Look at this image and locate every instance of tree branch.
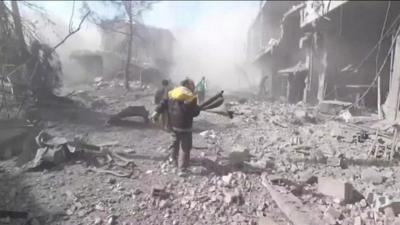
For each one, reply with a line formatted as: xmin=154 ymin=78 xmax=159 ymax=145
xmin=50 ymin=11 xmax=90 ymax=54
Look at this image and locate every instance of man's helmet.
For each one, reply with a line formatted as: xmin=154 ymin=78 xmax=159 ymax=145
xmin=162 ymin=79 xmax=169 ymax=86
xmin=180 ymin=78 xmax=195 ymax=92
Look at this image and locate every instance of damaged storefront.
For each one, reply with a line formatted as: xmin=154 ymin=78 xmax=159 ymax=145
xmin=248 ymin=0 xmax=400 ymax=118
xmin=301 ymin=1 xmax=400 ymax=117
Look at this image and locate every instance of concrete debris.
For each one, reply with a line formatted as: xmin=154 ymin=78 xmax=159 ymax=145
xmin=339 ymin=110 xmax=353 ymax=123
xmin=107 ymin=106 xmax=149 ymax=125
xmin=261 ymin=174 xmax=324 ymax=225
xmin=222 ymin=173 xmax=233 ymax=186
xmin=228 ymin=145 xmax=254 ymax=167
xmin=223 ymin=188 xmax=244 ymax=205
xmin=324 ymin=206 xmax=343 ymax=224
xmin=361 ymin=167 xmax=385 ymax=185
xmin=2 ymin=58 xmax=400 ymax=225
xmin=327 ymin=154 xmax=348 ymax=169
xmin=152 ymin=187 xmax=169 ymax=199
xmin=318 ymin=177 xmax=361 ymax=204
xmin=378 ymin=200 xmax=400 ymax=216
xmin=257 ymin=216 xmax=279 ymax=225
xmin=199 ymin=130 xmax=217 ymax=139
xmin=354 ymin=216 xmax=364 ymax=225
xmin=94 ymin=217 xmax=103 ymax=225
xmin=23 ymin=131 xmax=74 ymax=170
xmin=106 ymin=215 xmax=117 ymax=225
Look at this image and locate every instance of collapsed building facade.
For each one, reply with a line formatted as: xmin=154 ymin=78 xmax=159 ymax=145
xmin=248 ymin=0 xmax=400 ymax=118
xmin=70 ymin=21 xmax=175 ymax=84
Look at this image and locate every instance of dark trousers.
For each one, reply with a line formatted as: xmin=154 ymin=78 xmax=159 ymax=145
xmin=159 ymin=112 xmax=170 ymax=131
xmin=169 ymin=131 xmax=192 ymax=169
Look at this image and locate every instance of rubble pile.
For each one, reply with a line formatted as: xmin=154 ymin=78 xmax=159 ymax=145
xmin=219 ymin=99 xmax=400 ymax=225
xmin=1 ymin=80 xmax=400 ymax=225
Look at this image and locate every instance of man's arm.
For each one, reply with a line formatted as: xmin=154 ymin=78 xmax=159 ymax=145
xmin=155 ymin=98 xmax=168 ymax=114
xmin=189 ymin=99 xmax=201 ymax=117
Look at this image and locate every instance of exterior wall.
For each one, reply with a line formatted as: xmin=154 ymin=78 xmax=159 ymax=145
xmin=247 ymin=1 xmax=301 ymax=100
xmin=99 ymin=22 xmax=174 ymax=80
xmin=248 ymin=0 xmax=400 ymax=109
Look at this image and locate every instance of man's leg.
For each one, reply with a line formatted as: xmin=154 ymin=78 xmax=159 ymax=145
xmin=199 ymin=92 xmax=205 ymax=104
xmin=168 ymin=132 xmax=180 ymax=166
xmin=179 ymin=132 xmax=193 ymax=170
xmin=161 ymin=112 xmax=168 ymax=130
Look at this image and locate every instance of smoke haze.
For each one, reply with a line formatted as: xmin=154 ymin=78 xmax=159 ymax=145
xmin=21 ymin=1 xmax=259 ymax=92
xmin=163 ymin=2 xmax=258 ymax=91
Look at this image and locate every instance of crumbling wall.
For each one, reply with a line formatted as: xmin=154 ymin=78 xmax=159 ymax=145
xmin=383 ymin=34 xmax=400 ymax=121
xmin=307 ymin=1 xmax=400 ymax=108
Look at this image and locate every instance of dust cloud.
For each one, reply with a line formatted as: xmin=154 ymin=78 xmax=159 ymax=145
xmin=21 ymin=7 xmax=102 ymax=87
xmin=21 ymin=2 xmax=259 ymax=92
xmin=166 ymin=2 xmax=258 ymax=92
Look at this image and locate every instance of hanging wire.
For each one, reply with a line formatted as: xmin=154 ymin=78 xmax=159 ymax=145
xmin=376 ymin=1 xmax=391 ymax=75
xmin=347 ymin=25 xmax=400 ymax=110
xmin=353 ymin=13 xmax=400 ymax=73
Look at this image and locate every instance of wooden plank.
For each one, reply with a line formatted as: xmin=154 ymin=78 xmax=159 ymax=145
xmin=261 ymin=174 xmax=324 ymax=225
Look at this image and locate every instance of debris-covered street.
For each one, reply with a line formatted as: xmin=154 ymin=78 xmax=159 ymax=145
xmin=2 ymin=79 xmax=400 ymax=225
xmin=2 ymin=1 xmax=400 ymax=225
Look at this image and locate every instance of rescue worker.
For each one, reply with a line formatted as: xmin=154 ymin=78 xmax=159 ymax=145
xmin=154 ymin=79 xmax=171 ymax=130
xmin=154 ymin=79 xmax=170 ymax=105
xmin=151 ymin=78 xmax=201 ymax=176
xmin=195 ymin=76 xmax=207 ymax=104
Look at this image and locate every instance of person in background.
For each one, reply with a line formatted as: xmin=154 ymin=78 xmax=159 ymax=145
xmin=151 ymin=78 xmax=201 ymax=176
xmin=154 ymin=79 xmax=171 ymax=130
xmin=195 ymin=76 xmax=207 ymax=104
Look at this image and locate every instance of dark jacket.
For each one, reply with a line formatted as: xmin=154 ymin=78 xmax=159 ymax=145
xmin=155 ymin=87 xmax=201 ymax=131
xmin=154 ymin=87 xmax=170 ymax=105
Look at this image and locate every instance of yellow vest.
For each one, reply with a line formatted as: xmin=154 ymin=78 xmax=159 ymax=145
xmin=168 ymin=86 xmax=195 ymax=102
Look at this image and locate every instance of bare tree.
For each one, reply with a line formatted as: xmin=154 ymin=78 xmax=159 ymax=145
xmin=0 ymin=0 xmax=91 ymax=117
xmin=10 ymin=1 xmax=28 ymax=60
xmin=123 ymin=1 xmax=134 ymax=90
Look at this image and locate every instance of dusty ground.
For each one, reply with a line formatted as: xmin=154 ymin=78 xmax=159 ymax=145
xmin=0 ymin=82 xmax=290 ymax=225
xmin=1 ymin=80 xmax=400 ymax=225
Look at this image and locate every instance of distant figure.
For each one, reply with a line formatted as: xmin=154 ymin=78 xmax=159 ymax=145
xmin=154 ymin=79 xmax=171 ymax=130
xmin=258 ymin=75 xmax=269 ymax=99
xmin=154 ymin=79 xmax=170 ymax=105
xmin=196 ymin=76 xmax=207 ymax=104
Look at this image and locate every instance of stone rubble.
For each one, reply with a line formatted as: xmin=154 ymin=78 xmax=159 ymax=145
xmin=1 ymin=81 xmax=400 ymax=225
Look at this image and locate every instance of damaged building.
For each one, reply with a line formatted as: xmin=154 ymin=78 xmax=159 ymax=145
xmin=70 ymin=21 xmax=175 ymax=84
xmin=248 ymin=0 xmax=400 ymax=118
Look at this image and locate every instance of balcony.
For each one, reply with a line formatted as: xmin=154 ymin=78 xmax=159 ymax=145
xmin=300 ymin=0 xmax=348 ymax=27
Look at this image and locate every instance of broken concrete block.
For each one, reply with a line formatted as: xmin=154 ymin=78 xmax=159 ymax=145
xmin=354 ymin=216 xmax=365 ymax=225
xmin=361 ymin=168 xmax=385 ymax=185
xmin=222 ymin=173 xmax=233 ymax=185
xmin=152 ymin=187 xmax=169 ymax=199
xmin=378 ymin=200 xmax=400 ymax=216
xmin=384 ymin=207 xmax=395 ymax=219
xmin=324 ymin=207 xmax=342 ymax=224
xmin=223 ymin=188 xmax=244 ymax=205
xmin=327 ymin=155 xmax=348 ymax=169
xmin=359 ymin=199 xmax=367 ymax=208
xmin=318 ymin=177 xmax=357 ymax=203
xmin=257 ymin=216 xmax=279 ymax=225
xmin=318 ymin=100 xmax=352 ymax=115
